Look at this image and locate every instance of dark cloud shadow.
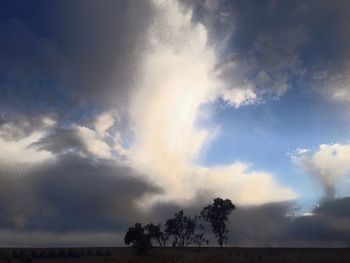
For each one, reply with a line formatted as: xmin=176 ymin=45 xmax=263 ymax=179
xmin=0 ymin=154 xmax=162 ymax=233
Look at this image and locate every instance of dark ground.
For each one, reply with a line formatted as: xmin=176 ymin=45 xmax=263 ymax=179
xmin=0 ymin=247 xmax=349 ymax=263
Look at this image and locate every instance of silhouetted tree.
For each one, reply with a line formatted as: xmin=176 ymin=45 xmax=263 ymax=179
xmin=201 ymin=197 xmax=235 ymax=247
xmin=124 ymin=223 xmax=152 ymax=253
xmin=193 ymin=215 xmax=209 ymax=247
xmin=145 ymin=223 xmax=162 ymax=247
xmin=165 ymin=210 xmax=195 ymax=247
xmin=145 ymin=223 xmax=170 ymax=247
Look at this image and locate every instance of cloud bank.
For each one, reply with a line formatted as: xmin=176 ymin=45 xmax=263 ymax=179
xmin=1 ymin=0 xmax=350 ymax=246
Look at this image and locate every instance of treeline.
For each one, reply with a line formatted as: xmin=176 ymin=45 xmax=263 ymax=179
xmin=124 ymin=198 xmax=235 ymax=253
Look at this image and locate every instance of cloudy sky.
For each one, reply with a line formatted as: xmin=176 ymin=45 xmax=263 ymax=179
xmin=1 ymin=0 xmax=350 ymax=247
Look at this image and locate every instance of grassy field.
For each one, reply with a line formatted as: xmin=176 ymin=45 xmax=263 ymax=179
xmin=0 ymin=247 xmax=349 ymax=263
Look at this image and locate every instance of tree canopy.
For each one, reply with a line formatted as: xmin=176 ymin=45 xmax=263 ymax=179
xmin=166 ymin=210 xmax=195 ymax=247
xmin=145 ymin=223 xmax=170 ymax=247
xmin=200 ymin=198 xmax=236 ymax=247
xmin=124 ymin=223 xmax=152 ymax=253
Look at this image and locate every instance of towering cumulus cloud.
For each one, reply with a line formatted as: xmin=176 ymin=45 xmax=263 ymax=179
xmin=292 ymin=145 xmax=350 ymax=200
xmin=130 ymin=0 xmax=296 ymax=205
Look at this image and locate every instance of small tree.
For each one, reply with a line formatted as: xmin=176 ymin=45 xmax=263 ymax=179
xmin=124 ymin=223 xmax=152 ymax=253
xmin=166 ymin=210 xmax=195 ymax=247
xmin=145 ymin=223 xmax=170 ymax=247
xmin=201 ymin=198 xmax=235 ymax=247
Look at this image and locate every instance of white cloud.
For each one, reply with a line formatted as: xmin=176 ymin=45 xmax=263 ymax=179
xmin=70 ymin=111 xmax=127 ymax=159
xmin=221 ymin=86 xmax=257 ymax=107
xmin=215 ymin=57 xmax=259 ymax=107
xmin=94 ymin=111 xmax=116 ymax=136
xmin=129 ymin=0 xmax=296 ymax=206
xmin=292 ymin=144 xmax=350 ymax=199
xmin=73 ymin=125 xmax=113 ymax=159
xmin=0 ymin=132 xmax=52 ymax=164
xmin=192 ymin=162 xmax=297 ymax=205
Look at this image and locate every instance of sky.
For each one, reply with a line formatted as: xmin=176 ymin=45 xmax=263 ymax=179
xmin=1 ymin=0 xmax=350 ymax=247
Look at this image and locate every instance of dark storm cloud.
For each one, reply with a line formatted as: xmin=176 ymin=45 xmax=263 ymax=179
xmin=2 ymin=0 xmax=350 ymax=118
xmin=287 ymin=198 xmax=350 ymax=246
xmin=51 ymin=0 xmax=153 ymax=106
xmin=144 ymin=196 xmax=350 ymax=247
xmin=0 ymin=0 xmax=153 ymax=117
xmin=302 ymin=1 xmax=350 ymax=101
xmin=2 ymin=0 xmax=350 ymax=114
xmin=186 ymin=0 xmax=309 ymax=100
xmin=185 ymin=0 xmax=350 ymax=102
xmin=225 ymin=200 xmax=348 ymax=247
xmin=227 ymin=202 xmax=292 ymax=246
xmin=0 ymin=113 xmax=56 ymax=141
xmin=147 ymin=191 xmax=213 ymax=219
xmin=0 ymin=165 xmax=349 ymax=247
xmin=314 ymin=197 xmax=350 ymax=219
xmin=0 ymin=154 xmax=161 ymax=233
xmin=229 ymin=198 xmax=350 ymax=247
xmin=30 ymin=127 xmax=87 ymax=156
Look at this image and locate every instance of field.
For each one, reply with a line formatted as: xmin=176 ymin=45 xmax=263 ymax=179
xmin=0 ymin=247 xmax=349 ymax=263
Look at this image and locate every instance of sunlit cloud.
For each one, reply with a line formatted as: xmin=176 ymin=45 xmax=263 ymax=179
xmin=0 ymin=132 xmax=52 ymax=164
xmin=129 ymin=0 xmax=296 ymax=205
